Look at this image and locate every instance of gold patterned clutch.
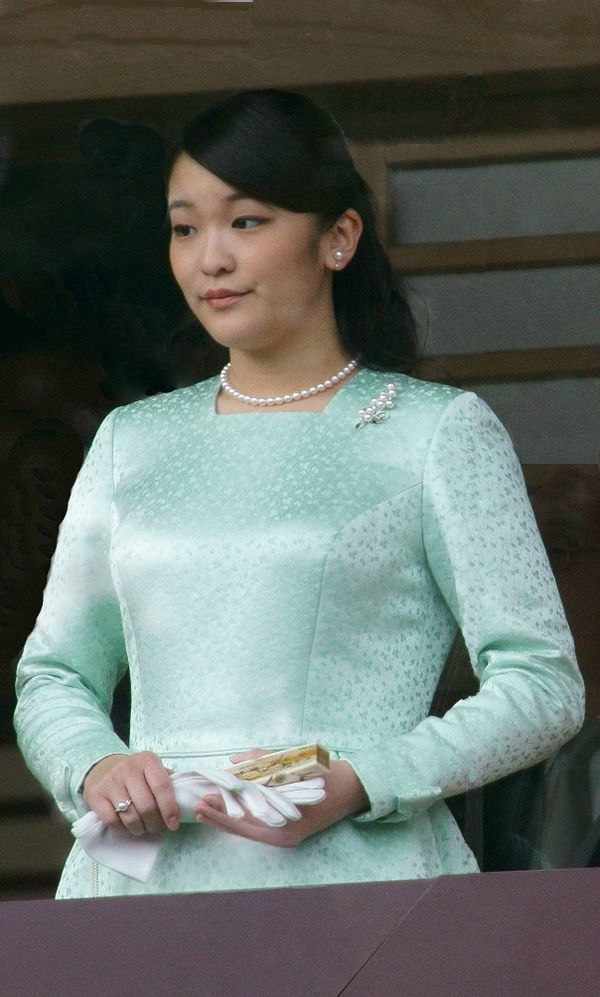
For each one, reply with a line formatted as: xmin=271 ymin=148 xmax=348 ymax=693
xmin=226 ymin=744 xmax=330 ymax=787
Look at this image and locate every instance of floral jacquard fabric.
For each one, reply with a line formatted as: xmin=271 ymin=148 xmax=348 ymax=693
xmin=14 ymin=369 xmax=584 ymax=898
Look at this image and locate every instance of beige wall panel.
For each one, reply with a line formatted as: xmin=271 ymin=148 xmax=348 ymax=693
xmin=0 ymin=0 xmax=598 ymax=104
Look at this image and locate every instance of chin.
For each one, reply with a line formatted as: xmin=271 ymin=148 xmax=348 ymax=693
xmin=203 ymin=326 xmax=274 ymax=354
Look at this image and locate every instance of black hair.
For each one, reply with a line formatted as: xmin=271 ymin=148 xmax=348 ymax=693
xmin=173 ymin=89 xmax=418 ymax=372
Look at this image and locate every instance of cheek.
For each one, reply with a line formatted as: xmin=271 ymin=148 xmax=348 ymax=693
xmin=169 ymin=245 xmax=192 ymax=291
xmin=168 ymin=243 xmax=180 ymax=279
xmin=270 ymin=238 xmax=323 ymax=289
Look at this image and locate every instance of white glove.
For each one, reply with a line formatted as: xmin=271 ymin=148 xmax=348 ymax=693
xmin=72 ymin=768 xmax=326 ymax=882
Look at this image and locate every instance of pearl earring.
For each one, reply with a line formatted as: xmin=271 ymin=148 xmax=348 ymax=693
xmin=333 ymin=250 xmax=344 ymax=269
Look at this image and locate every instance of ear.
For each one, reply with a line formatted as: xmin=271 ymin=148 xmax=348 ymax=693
xmin=324 ymin=209 xmax=363 ymax=272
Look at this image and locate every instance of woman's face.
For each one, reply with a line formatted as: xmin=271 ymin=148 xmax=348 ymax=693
xmin=168 ymin=154 xmax=338 ymax=358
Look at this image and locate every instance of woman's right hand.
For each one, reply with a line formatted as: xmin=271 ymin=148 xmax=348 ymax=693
xmin=82 ymin=752 xmax=180 ymax=836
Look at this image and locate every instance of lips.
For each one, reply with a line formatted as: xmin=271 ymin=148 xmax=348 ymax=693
xmin=204 ymin=288 xmax=243 ymax=299
xmin=202 ymin=288 xmax=248 ymax=310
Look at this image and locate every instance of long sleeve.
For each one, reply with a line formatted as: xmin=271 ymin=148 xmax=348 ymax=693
xmin=349 ymin=391 xmax=585 ymax=823
xmin=14 ymin=410 xmax=131 ymax=822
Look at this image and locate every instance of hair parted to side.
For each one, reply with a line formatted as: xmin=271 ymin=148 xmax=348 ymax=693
xmin=173 ymin=89 xmax=418 ymax=373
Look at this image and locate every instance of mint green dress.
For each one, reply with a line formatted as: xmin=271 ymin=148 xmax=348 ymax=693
xmin=14 ymin=369 xmax=584 ymax=898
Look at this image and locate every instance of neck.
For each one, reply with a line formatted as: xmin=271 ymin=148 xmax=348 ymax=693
xmin=226 ymin=343 xmax=353 ymax=400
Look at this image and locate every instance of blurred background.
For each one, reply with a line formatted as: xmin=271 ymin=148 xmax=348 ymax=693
xmin=0 ymin=0 xmax=598 ymax=898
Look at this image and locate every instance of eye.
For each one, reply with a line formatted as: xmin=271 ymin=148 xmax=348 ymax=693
xmin=231 ymin=216 xmax=264 ymax=230
xmin=171 ymin=223 xmax=195 ymax=238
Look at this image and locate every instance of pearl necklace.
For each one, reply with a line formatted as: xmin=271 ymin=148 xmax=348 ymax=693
xmin=219 ymin=358 xmax=359 ymax=407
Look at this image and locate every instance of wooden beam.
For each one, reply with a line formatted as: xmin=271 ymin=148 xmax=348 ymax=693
xmin=522 ymin=464 xmax=598 ymax=488
xmin=0 ymin=0 xmax=598 ymax=104
xmin=307 ymin=71 xmax=600 ymax=143
xmin=390 ymin=232 xmax=600 ymax=274
xmin=432 ymin=345 xmax=600 ymax=384
xmin=385 ymin=128 xmax=600 ymax=167
xmin=0 ymin=817 xmax=71 ymax=878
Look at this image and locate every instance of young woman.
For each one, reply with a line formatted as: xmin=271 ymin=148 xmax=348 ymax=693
xmin=15 ymin=90 xmax=584 ymax=898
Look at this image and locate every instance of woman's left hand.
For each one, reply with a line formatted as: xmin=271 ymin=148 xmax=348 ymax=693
xmin=194 ymin=751 xmax=369 ymax=847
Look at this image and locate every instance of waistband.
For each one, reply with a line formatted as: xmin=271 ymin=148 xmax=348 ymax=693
xmin=133 ymin=745 xmax=355 ymax=766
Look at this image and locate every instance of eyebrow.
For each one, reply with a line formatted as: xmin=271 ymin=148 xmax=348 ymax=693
xmin=167 ymin=191 xmax=256 ymax=214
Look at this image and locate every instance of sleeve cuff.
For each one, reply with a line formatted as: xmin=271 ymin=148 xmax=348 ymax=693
xmin=340 ymin=748 xmax=442 ymax=824
xmin=52 ymin=738 xmax=132 ymax=822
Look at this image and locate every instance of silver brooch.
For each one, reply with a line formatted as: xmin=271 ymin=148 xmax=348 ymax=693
xmin=356 ymin=383 xmax=397 ymax=428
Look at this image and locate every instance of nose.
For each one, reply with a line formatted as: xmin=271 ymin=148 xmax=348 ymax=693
xmin=196 ymin=229 xmax=234 ymax=277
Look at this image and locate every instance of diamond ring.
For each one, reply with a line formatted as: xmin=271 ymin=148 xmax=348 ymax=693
xmin=114 ymin=799 xmax=133 ymax=814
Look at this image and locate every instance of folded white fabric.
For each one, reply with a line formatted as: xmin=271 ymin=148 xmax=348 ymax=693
xmin=72 ymin=768 xmax=326 ymax=882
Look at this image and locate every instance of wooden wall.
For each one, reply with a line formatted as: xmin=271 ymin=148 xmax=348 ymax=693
xmin=0 ymin=0 xmax=598 ymax=105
